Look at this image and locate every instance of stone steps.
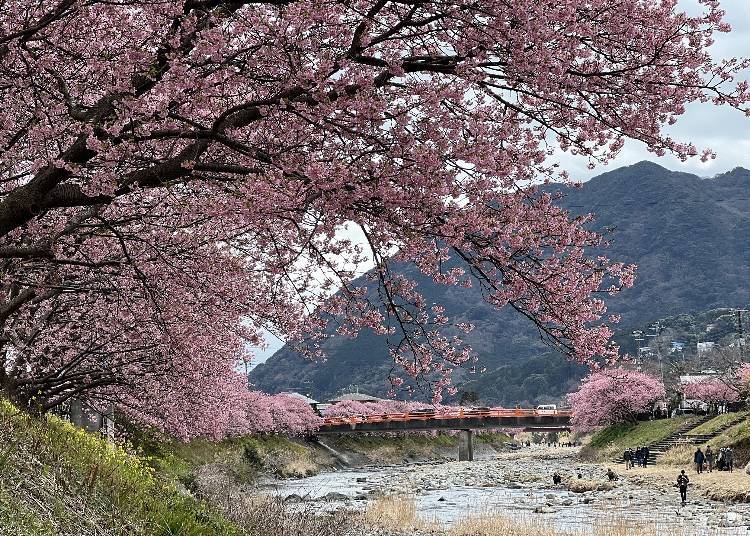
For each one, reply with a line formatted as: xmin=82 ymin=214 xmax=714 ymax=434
xmin=612 ymin=413 xmax=748 ymax=465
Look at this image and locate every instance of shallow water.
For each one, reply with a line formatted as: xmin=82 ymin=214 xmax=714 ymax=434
xmin=265 ymin=456 xmax=750 ymax=535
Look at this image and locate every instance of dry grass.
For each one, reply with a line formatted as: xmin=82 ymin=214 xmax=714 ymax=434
xmin=225 ymin=496 xmax=359 ymax=536
xmin=364 ymin=495 xmax=438 ymax=532
xmin=657 ymin=444 xmax=698 ymax=466
xmin=565 ymin=479 xmax=615 ymax=493
xmin=625 ymin=464 xmax=750 ymax=503
xmin=448 ymin=515 xmax=663 ymax=536
xmin=363 ymin=502 xmax=705 ymax=536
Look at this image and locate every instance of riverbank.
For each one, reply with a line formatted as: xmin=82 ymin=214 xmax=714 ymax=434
xmin=270 ymin=447 xmax=750 ymax=535
xmin=138 ymin=429 xmax=514 ymax=495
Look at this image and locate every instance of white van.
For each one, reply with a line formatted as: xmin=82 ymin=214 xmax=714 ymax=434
xmin=536 ymin=404 xmax=557 ymax=415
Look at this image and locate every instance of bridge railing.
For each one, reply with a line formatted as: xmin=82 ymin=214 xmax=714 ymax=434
xmin=322 ymin=408 xmax=572 ymax=426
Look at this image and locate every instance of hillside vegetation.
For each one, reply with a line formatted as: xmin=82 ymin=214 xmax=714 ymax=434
xmin=252 ymin=162 xmax=750 ymax=406
xmin=0 ymin=401 xmax=362 ymax=536
xmin=0 ymin=400 xmax=239 ymax=536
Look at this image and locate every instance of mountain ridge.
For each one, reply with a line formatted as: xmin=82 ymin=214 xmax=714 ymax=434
xmin=250 ymin=162 xmax=750 ymax=405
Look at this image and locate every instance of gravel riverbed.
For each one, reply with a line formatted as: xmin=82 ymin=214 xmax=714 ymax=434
xmin=266 ymin=447 xmax=750 ymax=535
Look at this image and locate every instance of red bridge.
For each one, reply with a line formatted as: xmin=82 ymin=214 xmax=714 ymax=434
xmin=318 ymin=407 xmax=572 ymax=461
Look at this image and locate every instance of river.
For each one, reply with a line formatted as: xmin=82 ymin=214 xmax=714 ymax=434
xmin=263 ymin=447 xmax=750 ymax=535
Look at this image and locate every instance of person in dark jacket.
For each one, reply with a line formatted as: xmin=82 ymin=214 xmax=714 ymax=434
xmin=705 ymin=446 xmax=715 ymax=473
xmin=727 ymin=448 xmax=734 ymax=472
xmin=677 ymin=470 xmax=689 ymax=506
xmin=624 ymin=449 xmax=632 ymax=470
xmin=642 ymin=446 xmax=650 ymax=468
xmin=694 ymin=447 xmax=705 ymax=473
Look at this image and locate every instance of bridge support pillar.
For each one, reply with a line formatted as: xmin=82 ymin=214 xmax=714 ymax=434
xmin=458 ymin=429 xmax=474 ymax=461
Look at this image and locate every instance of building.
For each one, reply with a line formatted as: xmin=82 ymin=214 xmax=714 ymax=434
xmin=697 ymin=341 xmax=716 ymax=356
xmin=669 ymin=341 xmax=686 ymax=354
xmin=328 ymin=391 xmax=383 ymax=404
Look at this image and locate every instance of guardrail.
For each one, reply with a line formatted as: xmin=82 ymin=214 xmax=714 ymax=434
xmin=322 ymin=408 xmax=573 ymax=426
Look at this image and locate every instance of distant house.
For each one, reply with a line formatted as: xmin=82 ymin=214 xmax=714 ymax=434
xmin=328 ymin=391 xmax=383 ymax=404
xmin=697 ymin=341 xmax=716 ymax=356
xmin=669 ymin=341 xmax=686 ymax=353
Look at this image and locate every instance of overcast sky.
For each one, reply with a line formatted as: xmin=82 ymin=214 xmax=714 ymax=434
xmin=250 ymin=0 xmax=750 ymax=366
xmin=560 ymin=0 xmax=750 ymax=180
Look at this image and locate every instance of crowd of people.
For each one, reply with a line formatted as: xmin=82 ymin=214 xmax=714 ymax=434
xmin=693 ymin=446 xmax=734 ymax=473
xmin=622 ymin=446 xmax=650 ymax=469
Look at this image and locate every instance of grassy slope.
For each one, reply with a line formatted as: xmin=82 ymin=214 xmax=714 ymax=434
xmin=142 ymin=431 xmax=513 ymax=487
xmin=0 ymin=400 xmax=239 ymax=536
xmin=580 ymin=416 xmax=699 ymax=461
xmin=660 ymin=413 xmax=750 ymax=467
xmin=687 ymin=411 xmax=749 ymax=436
xmin=0 ymin=400 xmax=513 ymax=535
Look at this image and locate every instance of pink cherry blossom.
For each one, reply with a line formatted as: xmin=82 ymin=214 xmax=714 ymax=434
xmin=681 ymin=379 xmax=739 ymax=404
xmin=0 ymin=1 xmax=747 ymax=437
xmin=568 ymin=368 xmax=665 ymax=432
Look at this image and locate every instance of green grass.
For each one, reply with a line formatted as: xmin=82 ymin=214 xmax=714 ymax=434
xmin=582 ymin=416 xmax=699 ymax=461
xmin=0 ymin=399 xmax=241 ymax=536
xmin=589 ymin=416 xmax=697 ymax=449
xmin=687 ymin=412 xmax=749 ymax=436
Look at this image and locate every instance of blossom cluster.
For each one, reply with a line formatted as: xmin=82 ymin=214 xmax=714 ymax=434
xmin=568 ymin=368 xmax=665 ymax=432
xmin=0 ymin=0 xmax=747 ymax=437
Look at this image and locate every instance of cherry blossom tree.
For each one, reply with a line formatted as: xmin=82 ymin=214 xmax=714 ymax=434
xmin=1 ymin=0 xmax=748 ymax=437
xmin=568 ymin=368 xmax=665 ymax=431
xmin=681 ymin=379 xmax=739 ymax=405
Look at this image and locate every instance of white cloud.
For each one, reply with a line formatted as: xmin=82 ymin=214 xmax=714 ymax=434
xmin=558 ymin=0 xmax=750 ymax=180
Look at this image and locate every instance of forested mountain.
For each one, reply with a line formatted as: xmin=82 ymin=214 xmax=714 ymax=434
xmin=250 ymin=162 xmax=750 ymax=405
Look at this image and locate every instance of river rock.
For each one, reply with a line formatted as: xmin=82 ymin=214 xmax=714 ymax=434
xmin=533 ymin=506 xmax=558 ymax=514
xmin=356 ymin=477 xmax=368 ymax=483
xmin=321 ymin=492 xmax=349 ymax=502
xmin=284 ymin=493 xmax=304 ymax=503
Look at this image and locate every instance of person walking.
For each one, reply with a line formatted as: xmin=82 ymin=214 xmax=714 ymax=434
xmin=727 ymin=447 xmax=734 ymax=473
xmin=677 ymin=470 xmax=690 ymax=506
xmin=694 ymin=447 xmax=705 ymax=473
xmin=705 ymin=446 xmax=714 ymax=473
xmin=624 ymin=448 xmax=632 ymax=470
xmin=635 ymin=446 xmax=643 ymax=468
xmin=643 ymin=446 xmax=650 ymax=468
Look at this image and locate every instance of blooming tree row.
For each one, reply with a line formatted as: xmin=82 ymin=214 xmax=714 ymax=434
xmin=0 ymin=0 xmax=748 ymax=437
xmin=681 ymin=379 xmax=740 ymax=405
xmin=567 ymin=369 xmax=665 ymax=431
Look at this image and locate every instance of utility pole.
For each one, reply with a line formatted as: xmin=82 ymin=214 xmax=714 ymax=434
xmin=632 ymin=330 xmax=645 ymax=371
xmin=647 ymin=321 xmax=664 ymax=384
xmin=735 ymin=309 xmax=748 ymax=363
